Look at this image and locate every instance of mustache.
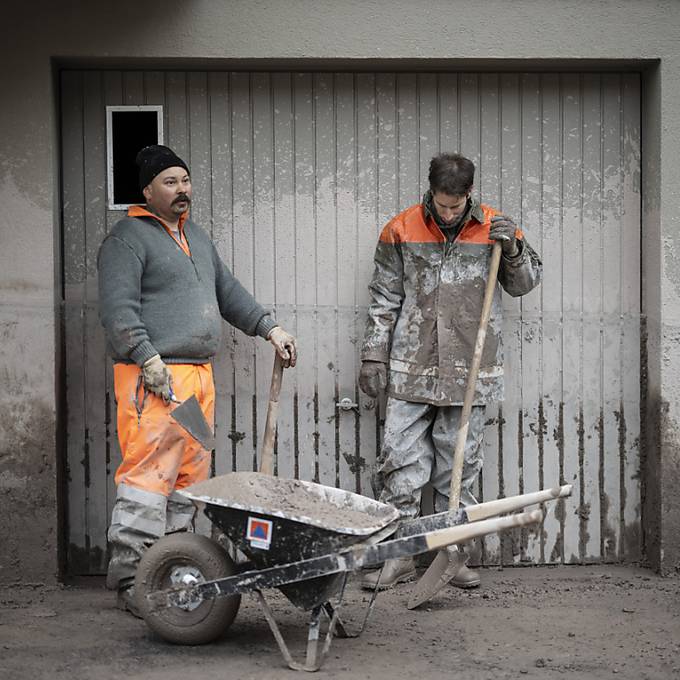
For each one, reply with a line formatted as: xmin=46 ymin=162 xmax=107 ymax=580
xmin=172 ymin=193 xmax=191 ymax=205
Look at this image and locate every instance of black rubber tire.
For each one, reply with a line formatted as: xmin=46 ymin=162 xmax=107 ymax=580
xmin=135 ymin=533 xmax=241 ymax=645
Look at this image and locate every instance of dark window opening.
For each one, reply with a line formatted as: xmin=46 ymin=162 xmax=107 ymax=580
xmin=108 ymin=108 xmax=162 ymax=207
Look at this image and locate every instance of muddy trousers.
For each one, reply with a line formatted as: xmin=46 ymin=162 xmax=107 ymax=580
xmin=106 ymin=485 xmax=197 ymax=589
xmin=106 ymin=363 xmax=215 ymax=591
xmin=376 ymin=397 xmax=486 ymax=519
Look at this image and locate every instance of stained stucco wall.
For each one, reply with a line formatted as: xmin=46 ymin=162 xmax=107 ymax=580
xmin=1 ymin=0 xmax=679 ymax=582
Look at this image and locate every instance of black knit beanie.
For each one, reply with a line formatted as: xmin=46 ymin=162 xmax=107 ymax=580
xmin=136 ymin=145 xmax=190 ymax=190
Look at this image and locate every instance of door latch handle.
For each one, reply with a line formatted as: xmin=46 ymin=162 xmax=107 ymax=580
xmin=336 ymin=397 xmax=359 ymax=413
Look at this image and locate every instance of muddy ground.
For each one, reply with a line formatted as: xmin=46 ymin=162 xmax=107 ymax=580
xmin=1 ymin=565 xmax=678 ymax=680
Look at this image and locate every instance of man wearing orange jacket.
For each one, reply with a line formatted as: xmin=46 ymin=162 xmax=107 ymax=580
xmin=359 ymin=153 xmax=541 ymax=590
xmin=98 ymin=145 xmax=297 ymax=616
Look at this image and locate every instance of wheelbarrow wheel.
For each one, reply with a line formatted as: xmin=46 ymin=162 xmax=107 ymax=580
xmin=135 ymin=532 xmax=241 ymax=645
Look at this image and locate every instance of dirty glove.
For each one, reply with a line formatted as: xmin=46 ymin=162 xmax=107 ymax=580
xmin=489 ymin=215 xmax=520 ymax=257
xmin=268 ymin=327 xmax=297 ymax=368
xmin=359 ymin=360 xmax=387 ymax=398
xmin=142 ymin=354 xmax=173 ymax=402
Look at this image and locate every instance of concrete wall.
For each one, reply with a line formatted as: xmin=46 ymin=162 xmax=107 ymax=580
xmin=1 ymin=0 xmax=679 ymax=582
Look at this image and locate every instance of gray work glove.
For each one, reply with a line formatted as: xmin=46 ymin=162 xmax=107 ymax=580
xmin=268 ymin=327 xmax=298 ymax=368
xmin=359 ymin=360 xmax=387 ymax=398
xmin=142 ymin=354 xmax=173 ymax=402
xmin=489 ymin=215 xmax=520 ymax=257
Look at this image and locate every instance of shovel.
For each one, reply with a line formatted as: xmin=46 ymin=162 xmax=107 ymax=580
xmin=408 ymin=241 xmax=502 ymax=609
xmin=169 ymin=389 xmax=216 ymax=452
xmin=259 ymin=352 xmax=284 ymax=475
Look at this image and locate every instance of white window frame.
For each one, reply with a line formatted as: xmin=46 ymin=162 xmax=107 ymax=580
xmin=106 ymin=105 xmax=164 ymax=210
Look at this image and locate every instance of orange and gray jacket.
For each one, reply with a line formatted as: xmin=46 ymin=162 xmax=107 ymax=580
xmin=361 ymin=198 xmax=542 ymax=406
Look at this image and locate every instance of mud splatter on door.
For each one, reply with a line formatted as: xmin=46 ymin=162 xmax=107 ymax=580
xmin=61 ymin=70 xmax=640 ymax=574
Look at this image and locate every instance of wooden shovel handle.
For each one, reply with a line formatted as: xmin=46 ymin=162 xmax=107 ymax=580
xmin=448 ymin=241 xmax=502 ymax=507
xmin=426 ymin=508 xmax=543 ymax=552
xmin=259 ymin=352 xmax=284 ymax=475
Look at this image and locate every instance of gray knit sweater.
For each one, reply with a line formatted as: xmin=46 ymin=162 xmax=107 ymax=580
xmin=97 ymin=213 xmax=276 ymax=365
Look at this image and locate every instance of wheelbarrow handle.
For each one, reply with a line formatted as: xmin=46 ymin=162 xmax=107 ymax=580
xmin=260 ymin=352 xmax=284 ymax=475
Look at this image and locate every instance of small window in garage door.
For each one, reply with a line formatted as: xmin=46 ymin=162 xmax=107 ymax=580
xmin=106 ymin=105 xmax=163 ymax=209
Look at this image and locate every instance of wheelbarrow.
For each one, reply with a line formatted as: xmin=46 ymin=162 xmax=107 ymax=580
xmin=135 ymin=470 xmax=571 ymax=672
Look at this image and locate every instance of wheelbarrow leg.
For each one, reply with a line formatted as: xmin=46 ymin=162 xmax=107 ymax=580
xmin=255 ymin=590 xmax=301 ymax=671
xmin=322 ymin=601 xmax=350 ymax=638
xmin=320 ymin=571 xmax=377 ymax=639
xmin=304 ymin=578 xmax=349 ymax=671
xmin=305 ymin=606 xmax=323 ymax=669
xmin=254 ymin=589 xmax=342 ymax=672
xmin=358 ymin=565 xmax=383 ymax=635
xmin=320 ymin=572 xmax=352 ymax=639
xmin=309 ymin=596 xmax=346 ymax=669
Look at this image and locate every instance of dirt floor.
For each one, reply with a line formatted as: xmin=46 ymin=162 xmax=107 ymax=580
xmin=1 ymin=565 xmax=679 ymax=680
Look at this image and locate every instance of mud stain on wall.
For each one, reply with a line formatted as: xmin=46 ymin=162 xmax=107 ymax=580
xmin=659 ymin=401 xmax=680 ymax=574
xmin=0 ymin=399 xmax=57 ymax=584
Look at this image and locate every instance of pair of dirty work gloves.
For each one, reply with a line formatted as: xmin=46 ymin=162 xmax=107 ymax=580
xmin=141 ymin=327 xmax=296 ymax=401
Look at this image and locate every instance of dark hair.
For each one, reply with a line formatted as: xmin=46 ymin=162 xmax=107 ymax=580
xmin=428 ymin=153 xmax=475 ymax=196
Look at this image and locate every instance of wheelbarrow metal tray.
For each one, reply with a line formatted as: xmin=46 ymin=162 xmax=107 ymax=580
xmin=180 ymin=472 xmax=400 ymax=609
xmin=182 ymin=472 xmax=398 ymax=536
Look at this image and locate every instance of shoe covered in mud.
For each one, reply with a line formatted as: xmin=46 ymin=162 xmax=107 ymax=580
xmin=116 ymin=584 xmax=142 ymax=619
xmin=361 ymin=557 xmax=417 ymax=590
xmin=450 ymin=563 xmax=480 ymax=589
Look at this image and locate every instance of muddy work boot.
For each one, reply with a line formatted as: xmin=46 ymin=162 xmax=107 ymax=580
xmin=450 ymin=563 xmax=480 ymax=589
xmin=361 ymin=557 xmax=417 ymax=590
xmin=444 ymin=546 xmax=481 ymax=589
xmin=116 ymin=583 xmax=142 ymax=619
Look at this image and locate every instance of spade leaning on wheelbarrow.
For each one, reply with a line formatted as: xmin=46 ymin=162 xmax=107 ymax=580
xmin=359 ymin=152 xmax=542 ymax=594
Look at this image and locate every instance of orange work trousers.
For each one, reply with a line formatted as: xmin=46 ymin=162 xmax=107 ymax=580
xmin=113 ymin=362 xmax=215 ymax=496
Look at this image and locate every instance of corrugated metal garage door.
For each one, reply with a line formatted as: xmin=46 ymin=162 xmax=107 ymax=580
xmin=61 ymin=70 xmax=641 ymax=574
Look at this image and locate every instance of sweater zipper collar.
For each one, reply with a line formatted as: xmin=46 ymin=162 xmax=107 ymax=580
xmin=128 ymin=205 xmax=191 ymax=257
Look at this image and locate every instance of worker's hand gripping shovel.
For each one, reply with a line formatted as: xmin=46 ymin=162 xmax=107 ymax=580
xmin=408 ymin=241 xmax=503 ymax=609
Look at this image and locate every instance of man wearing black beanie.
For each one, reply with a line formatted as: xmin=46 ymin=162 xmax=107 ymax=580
xmin=97 ymin=144 xmax=297 ymax=616
xmin=136 ymin=144 xmax=190 ymax=191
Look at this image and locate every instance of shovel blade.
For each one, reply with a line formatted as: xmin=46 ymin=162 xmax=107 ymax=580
xmin=407 ymin=546 xmax=465 ymax=610
xmin=170 ymin=395 xmax=215 ymax=451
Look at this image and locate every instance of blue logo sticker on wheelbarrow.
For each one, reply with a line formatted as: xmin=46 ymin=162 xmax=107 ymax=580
xmin=246 ymin=517 xmax=273 ymax=550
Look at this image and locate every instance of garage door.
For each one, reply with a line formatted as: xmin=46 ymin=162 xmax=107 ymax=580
xmin=61 ymin=70 xmax=641 ymax=573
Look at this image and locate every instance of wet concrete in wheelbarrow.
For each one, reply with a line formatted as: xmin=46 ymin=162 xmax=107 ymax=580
xmin=1 ymin=565 xmax=679 ymax=680
xmin=184 ymin=472 xmax=399 ymax=533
